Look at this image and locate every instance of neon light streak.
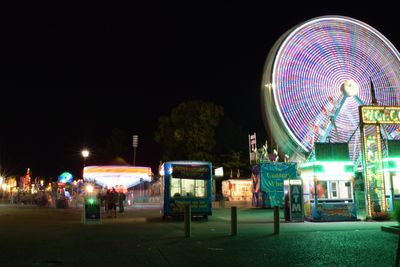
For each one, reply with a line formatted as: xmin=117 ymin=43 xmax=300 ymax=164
xmin=262 ymin=16 xmax=400 ymax=161
xmin=361 ymin=125 xmax=386 ymax=217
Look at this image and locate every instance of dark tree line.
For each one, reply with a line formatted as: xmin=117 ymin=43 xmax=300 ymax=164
xmin=154 ymin=100 xmax=250 ymax=178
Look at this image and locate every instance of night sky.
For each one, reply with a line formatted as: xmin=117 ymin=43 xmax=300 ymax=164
xmin=0 ymin=4 xmax=399 ymax=179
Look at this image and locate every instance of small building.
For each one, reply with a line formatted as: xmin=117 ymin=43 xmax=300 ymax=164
xmin=300 ymin=143 xmax=357 ymax=221
xmin=221 ymin=179 xmax=252 ymax=201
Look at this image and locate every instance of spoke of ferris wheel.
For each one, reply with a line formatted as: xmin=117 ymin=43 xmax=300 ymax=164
xmin=353 ymin=95 xmax=365 ymax=106
xmin=320 ymin=95 xmax=347 ymax=143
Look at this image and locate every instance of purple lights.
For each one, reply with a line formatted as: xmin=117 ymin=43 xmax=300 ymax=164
xmin=262 ymin=16 xmax=400 ymax=161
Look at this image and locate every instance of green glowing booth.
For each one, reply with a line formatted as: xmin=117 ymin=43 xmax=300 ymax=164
xmin=300 ymin=143 xmax=358 ymax=221
xmin=382 ymin=140 xmax=400 ymax=212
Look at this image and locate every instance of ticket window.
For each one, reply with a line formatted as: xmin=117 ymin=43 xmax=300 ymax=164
xmin=310 ymin=180 xmax=352 ymax=202
xmin=170 ymin=178 xmax=206 ymax=198
xmin=393 ymin=175 xmax=400 ymax=198
xmin=195 ymin=180 xmax=206 ymax=198
xmin=170 ymin=178 xmax=181 ymax=197
xmin=330 ymin=181 xmax=338 ymax=199
xmin=338 ymin=181 xmax=352 ymax=200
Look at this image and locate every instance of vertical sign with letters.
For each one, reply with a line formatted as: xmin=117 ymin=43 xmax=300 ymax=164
xmin=289 ymin=179 xmax=304 ymax=222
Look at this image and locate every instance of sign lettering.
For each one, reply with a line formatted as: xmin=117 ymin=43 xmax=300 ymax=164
xmin=289 ymin=180 xmax=304 ymax=222
xmin=361 ymin=106 xmax=400 ymax=124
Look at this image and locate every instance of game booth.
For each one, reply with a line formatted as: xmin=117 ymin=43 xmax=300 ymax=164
xmin=159 ymin=161 xmax=213 ymax=219
xmin=55 ymin=172 xmax=74 ymax=208
xmin=221 ymin=179 xmax=252 ymax=202
xmin=299 ymin=143 xmax=357 ymax=221
xmin=380 ymin=140 xmax=400 ymax=212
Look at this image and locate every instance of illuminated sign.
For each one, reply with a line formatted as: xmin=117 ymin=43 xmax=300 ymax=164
xmin=360 ymin=105 xmax=389 ymax=217
xmin=360 ymin=106 xmax=400 ymax=124
xmin=84 ymin=200 xmax=101 ymax=224
xmin=221 ymin=179 xmax=252 ymax=201
xmin=289 ymin=180 xmax=304 ymax=222
xmin=58 ymin=172 xmax=73 ymax=183
xmin=169 ymin=200 xmax=208 ymax=213
xmin=171 ymin=165 xmax=210 ymax=180
xmin=361 ymin=132 xmax=386 ymax=217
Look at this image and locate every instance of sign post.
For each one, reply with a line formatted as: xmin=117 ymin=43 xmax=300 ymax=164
xmin=83 ymin=197 xmax=101 ymax=224
xmin=289 ymin=179 xmax=304 ymax=222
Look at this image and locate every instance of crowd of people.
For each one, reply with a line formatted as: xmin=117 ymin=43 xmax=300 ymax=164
xmin=97 ymin=188 xmax=126 ymax=218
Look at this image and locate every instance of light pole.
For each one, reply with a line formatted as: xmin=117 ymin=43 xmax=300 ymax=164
xmin=81 ymin=149 xmax=90 ymax=167
xmin=81 ymin=149 xmax=90 ymax=181
xmin=132 ymin=135 xmax=138 ymax=166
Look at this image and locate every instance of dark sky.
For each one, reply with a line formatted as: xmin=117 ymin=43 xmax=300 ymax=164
xmin=0 ymin=4 xmax=399 ymax=179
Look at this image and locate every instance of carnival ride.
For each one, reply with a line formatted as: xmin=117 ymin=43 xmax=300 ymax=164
xmin=83 ymin=166 xmax=152 ymax=190
xmin=261 ymin=15 xmax=400 ymax=163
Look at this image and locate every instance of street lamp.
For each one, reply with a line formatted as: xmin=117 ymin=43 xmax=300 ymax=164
xmin=82 ymin=149 xmax=90 ymax=167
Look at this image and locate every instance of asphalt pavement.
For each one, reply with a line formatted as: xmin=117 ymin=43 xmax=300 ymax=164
xmin=0 ymin=202 xmax=398 ymax=266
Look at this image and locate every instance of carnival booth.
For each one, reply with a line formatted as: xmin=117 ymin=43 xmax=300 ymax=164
xmin=380 ymin=140 xmax=400 ymax=212
xmin=55 ymin=172 xmax=74 ymax=208
xmin=222 ymin=179 xmax=252 ymax=202
xmin=300 ymin=143 xmax=357 ymax=221
xmin=159 ymin=161 xmax=213 ymax=219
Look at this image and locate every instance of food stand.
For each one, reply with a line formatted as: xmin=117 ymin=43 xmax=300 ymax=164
xmin=300 ymin=143 xmax=357 ymax=221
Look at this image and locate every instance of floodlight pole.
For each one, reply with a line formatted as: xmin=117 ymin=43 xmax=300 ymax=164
xmin=132 ymin=135 xmax=138 ymax=166
xmin=81 ymin=149 xmax=90 ymax=179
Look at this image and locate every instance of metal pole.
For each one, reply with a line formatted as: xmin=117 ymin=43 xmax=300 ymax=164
xmin=184 ymin=205 xmax=191 ymax=238
xmin=396 ymin=235 xmax=400 ymax=267
xmin=248 ymin=134 xmax=251 ymax=165
xmin=83 ymin=158 xmax=86 ymax=180
xmin=273 ymin=206 xmax=280 ymax=235
xmin=133 ymin=147 xmax=137 ymax=166
xmin=231 ymin=206 xmax=237 ymax=236
xmin=132 ymin=135 xmax=138 ymax=166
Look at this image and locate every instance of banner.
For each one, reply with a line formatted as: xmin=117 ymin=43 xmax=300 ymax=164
xmin=260 ymin=162 xmax=297 ymax=207
xmin=249 ymin=133 xmax=257 ymax=164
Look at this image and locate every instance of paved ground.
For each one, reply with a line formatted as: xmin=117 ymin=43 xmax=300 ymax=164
xmin=0 ymin=202 xmax=398 ymax=266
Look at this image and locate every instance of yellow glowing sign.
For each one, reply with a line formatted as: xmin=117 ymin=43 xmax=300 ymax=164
xmin=360 ymin=106 xmax=400 ymax=124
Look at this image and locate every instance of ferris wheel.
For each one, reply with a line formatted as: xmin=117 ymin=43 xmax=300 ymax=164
xmin=261 ymin=15 xmax=400 ymax=162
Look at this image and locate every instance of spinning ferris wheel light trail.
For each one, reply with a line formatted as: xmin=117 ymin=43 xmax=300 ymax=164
xmin=261 ymin=15 xmax=400 ymax=162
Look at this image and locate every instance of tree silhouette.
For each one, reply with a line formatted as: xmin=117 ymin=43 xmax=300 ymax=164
xmin=155 ymin=100 xmax=224 ymax=162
